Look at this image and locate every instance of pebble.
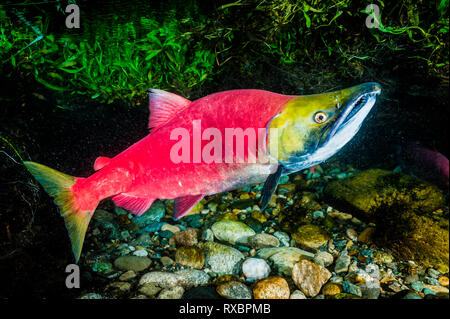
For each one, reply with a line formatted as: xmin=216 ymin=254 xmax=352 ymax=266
xmin=160 ymin=256 xmax=175 ymax=267
xmin=114 ymin=256 xmax=152 ymax=272
xmin=427 ymin=268 xmax=440 ymax=279
xmin=273 ymin=231 xmax=290 ymax=247
xmin=292 ymin=224 xmax=330 ymax=251
xmin=292 ymin=259 xmax=332 ymax=297
xmin=322 ymin=283 xmax=342 ymax=297
xmin=161 ymin=224 xmax=180 ymax=234
xmin=334 ymin=251 xmax=351 ymax=274
xmin=251 ymin=211 xmax=267 ymax=223
xmin=198 ymin=242 xmax=245 ymax=274
xmin=357 ymin=226 xmax=375 ymax=244
xmin=342 ymin=281 xmax=362 ymax=297
xmin=119 ymin=270 xmax=136 ymax=281
xmin=175 ymin=246 xmax=205 ymax=269
xmin=108 ymin=281 xmax=131 ymax=292
xmin=248 ymin=233 xmax=280 ymax=249
xmin=257 ymin=247 xmax=314 ymax=276
xmin=403 ymin=291 xmax=422 ymax=299
xmin=139 ymin=269 xmax=209 ymax=288
xmin=79 ymin=293 xmax=104 ymax=299
xmin=157 ymin=286 xmax=184 ymax=299
xmin=312 ymin=210 xmax=324 ymax=219
xmin=313 ymin=251 xmax=334 ymax=267
xmin=172 ymin=228 xmax=200 ymax=246
xmin=211 ymin=220 xmax=256 ymax=245
xmin=253 ymin=277 xmax=290 ymax=299
xmin=290 ymin=290 xmax=307 ymax=299
xmin=346 ymin=228 xmax=358 ymax=241
xmin=133 ymin=249 xmax=149 ymax=257
xmin=439 ymin=276 xmax=449 ymax=287
xmin=201 ymin=229 xmax=214 ymax=242
xmin=139 ymin=283 xmax=162 ymax=297
xmin=242 ymin=258 xmax=271 ymax=282
xmin=216 ymin=281 xmax=252 ymax=299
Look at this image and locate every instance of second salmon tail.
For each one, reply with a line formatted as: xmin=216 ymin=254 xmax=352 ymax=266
xmin=24 ymin=161 xmax=97 ymax=263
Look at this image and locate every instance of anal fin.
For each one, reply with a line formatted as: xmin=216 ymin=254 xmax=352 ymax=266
xmin=173 ymin=194 xmax=204 ymax=220
xmin=112 ymin=193 xmax=155 ymax=216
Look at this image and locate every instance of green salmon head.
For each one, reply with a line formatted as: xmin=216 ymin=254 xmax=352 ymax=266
xmin=266 ymin=82 xmax=381 ymax=171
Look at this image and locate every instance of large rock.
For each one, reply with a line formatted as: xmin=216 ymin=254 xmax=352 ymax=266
xmin=211 ymin=220 xmax=255 ymax=245
xmin=198 ymin=242 xmax=245 ymax=274
xmin=323 ymin=169 xmax=445 ymax=218
xmin=292 ymin=259 xmax=332 ymax=297
xmin=373 ymin=208 xmax=449 ymax=273
xmin=324 ymin=169 xmax=448 ymax=273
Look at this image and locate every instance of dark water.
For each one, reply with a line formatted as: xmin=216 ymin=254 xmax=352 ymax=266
xmin=0 ymin=0 xmax=448 ymax=299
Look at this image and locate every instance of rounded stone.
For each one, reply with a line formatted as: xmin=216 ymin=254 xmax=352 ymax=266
xmin=216 ymin=281 xmax=252 ymax=299
xmin=248 ymin=233 xmax=280 ymax=249
xmin=211 ymin=220 xmax=256 ymax=245
xmin=253 ymin=277 xmax=290 ymax=299
xmin=114 ymin=256 xmax=152 ymax=272
xmin=292 ymin=224 xmax=330 ymax=251
xmin=242 ymin=258 xmax=271 ymax=281
xmin=175 ymin=246 xmax=205 ymax=269
xmin=198 ymin=242 xmax=245 ymax=274
xmin=292 ymin=259 xmax=332 ymax=297
xmin=322 ymin=282 xmax=342 ymax=297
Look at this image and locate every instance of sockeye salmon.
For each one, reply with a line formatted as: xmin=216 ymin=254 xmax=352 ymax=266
xmin=24 ymin=83 xmax=381 ymax=262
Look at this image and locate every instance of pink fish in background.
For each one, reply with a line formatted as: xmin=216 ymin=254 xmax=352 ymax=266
xmin=399 ymin=141 xmax=449 ymax=190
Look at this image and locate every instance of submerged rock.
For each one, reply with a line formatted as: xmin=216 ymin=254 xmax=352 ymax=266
xmin=257 ymin=247 xmax=314 ymax=276
xmin=323 ymin=169 xmax=445 ymax=218
xmin=211 ymin=220 xmax=256 ymax=245
xmin=253 ymin=277 xmax=290 ymax=299
xmin=291 ymin=259 xmax=332 ymax=297
xmin=216 ymin=281 xmax=252 ymax=299
xmin=133 ymin=201 xmax=166 ymax=227
xmin=175 ymin=246 xmax=205 ymax=269
xmin=248 ymin=233 xmax=280 ymax=249
xmin=242 ymin=258 xmax=271 ymax=281
xmin=139 ymin=269 xmax=209 ymax=288
xmin=292 ymin=224 xmax=330 ymax=251
xmin=198 ymin=242 xmax=244 ymax=274
xmin=114 ymin=256 xmax=152 ymax=272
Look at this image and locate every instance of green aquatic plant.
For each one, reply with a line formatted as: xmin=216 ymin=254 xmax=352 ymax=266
xmin=0 ymin=5 xmax=215 ymax=105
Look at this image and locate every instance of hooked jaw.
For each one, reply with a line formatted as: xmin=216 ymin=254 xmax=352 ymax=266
xmin=282 ymin=82 xmax=382 ymax=171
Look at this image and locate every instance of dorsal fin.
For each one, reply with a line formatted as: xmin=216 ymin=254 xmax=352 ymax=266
xmin=94 ymin=156 xmax=111 ymax=171
xmin=148 ymin=89 xmax=191 ymax=130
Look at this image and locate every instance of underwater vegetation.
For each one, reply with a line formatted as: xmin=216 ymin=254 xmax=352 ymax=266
xmin=0 ymin=0 xmax=448 ymax=106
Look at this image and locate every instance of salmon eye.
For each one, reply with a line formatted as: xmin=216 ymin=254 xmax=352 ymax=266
xmin=314 ymin=112 xmax=328 ymax=123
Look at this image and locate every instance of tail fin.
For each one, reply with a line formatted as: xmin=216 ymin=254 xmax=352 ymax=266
xmin=24 ymin=161 xmax=96 ymax=263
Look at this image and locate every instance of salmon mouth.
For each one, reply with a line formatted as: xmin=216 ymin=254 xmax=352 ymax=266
xmin=322 ymin=85 xmax=381 ymax=146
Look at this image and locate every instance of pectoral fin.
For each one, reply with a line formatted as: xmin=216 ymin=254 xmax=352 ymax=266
xmin=260 ymin=165 xmax=284 ymax=212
